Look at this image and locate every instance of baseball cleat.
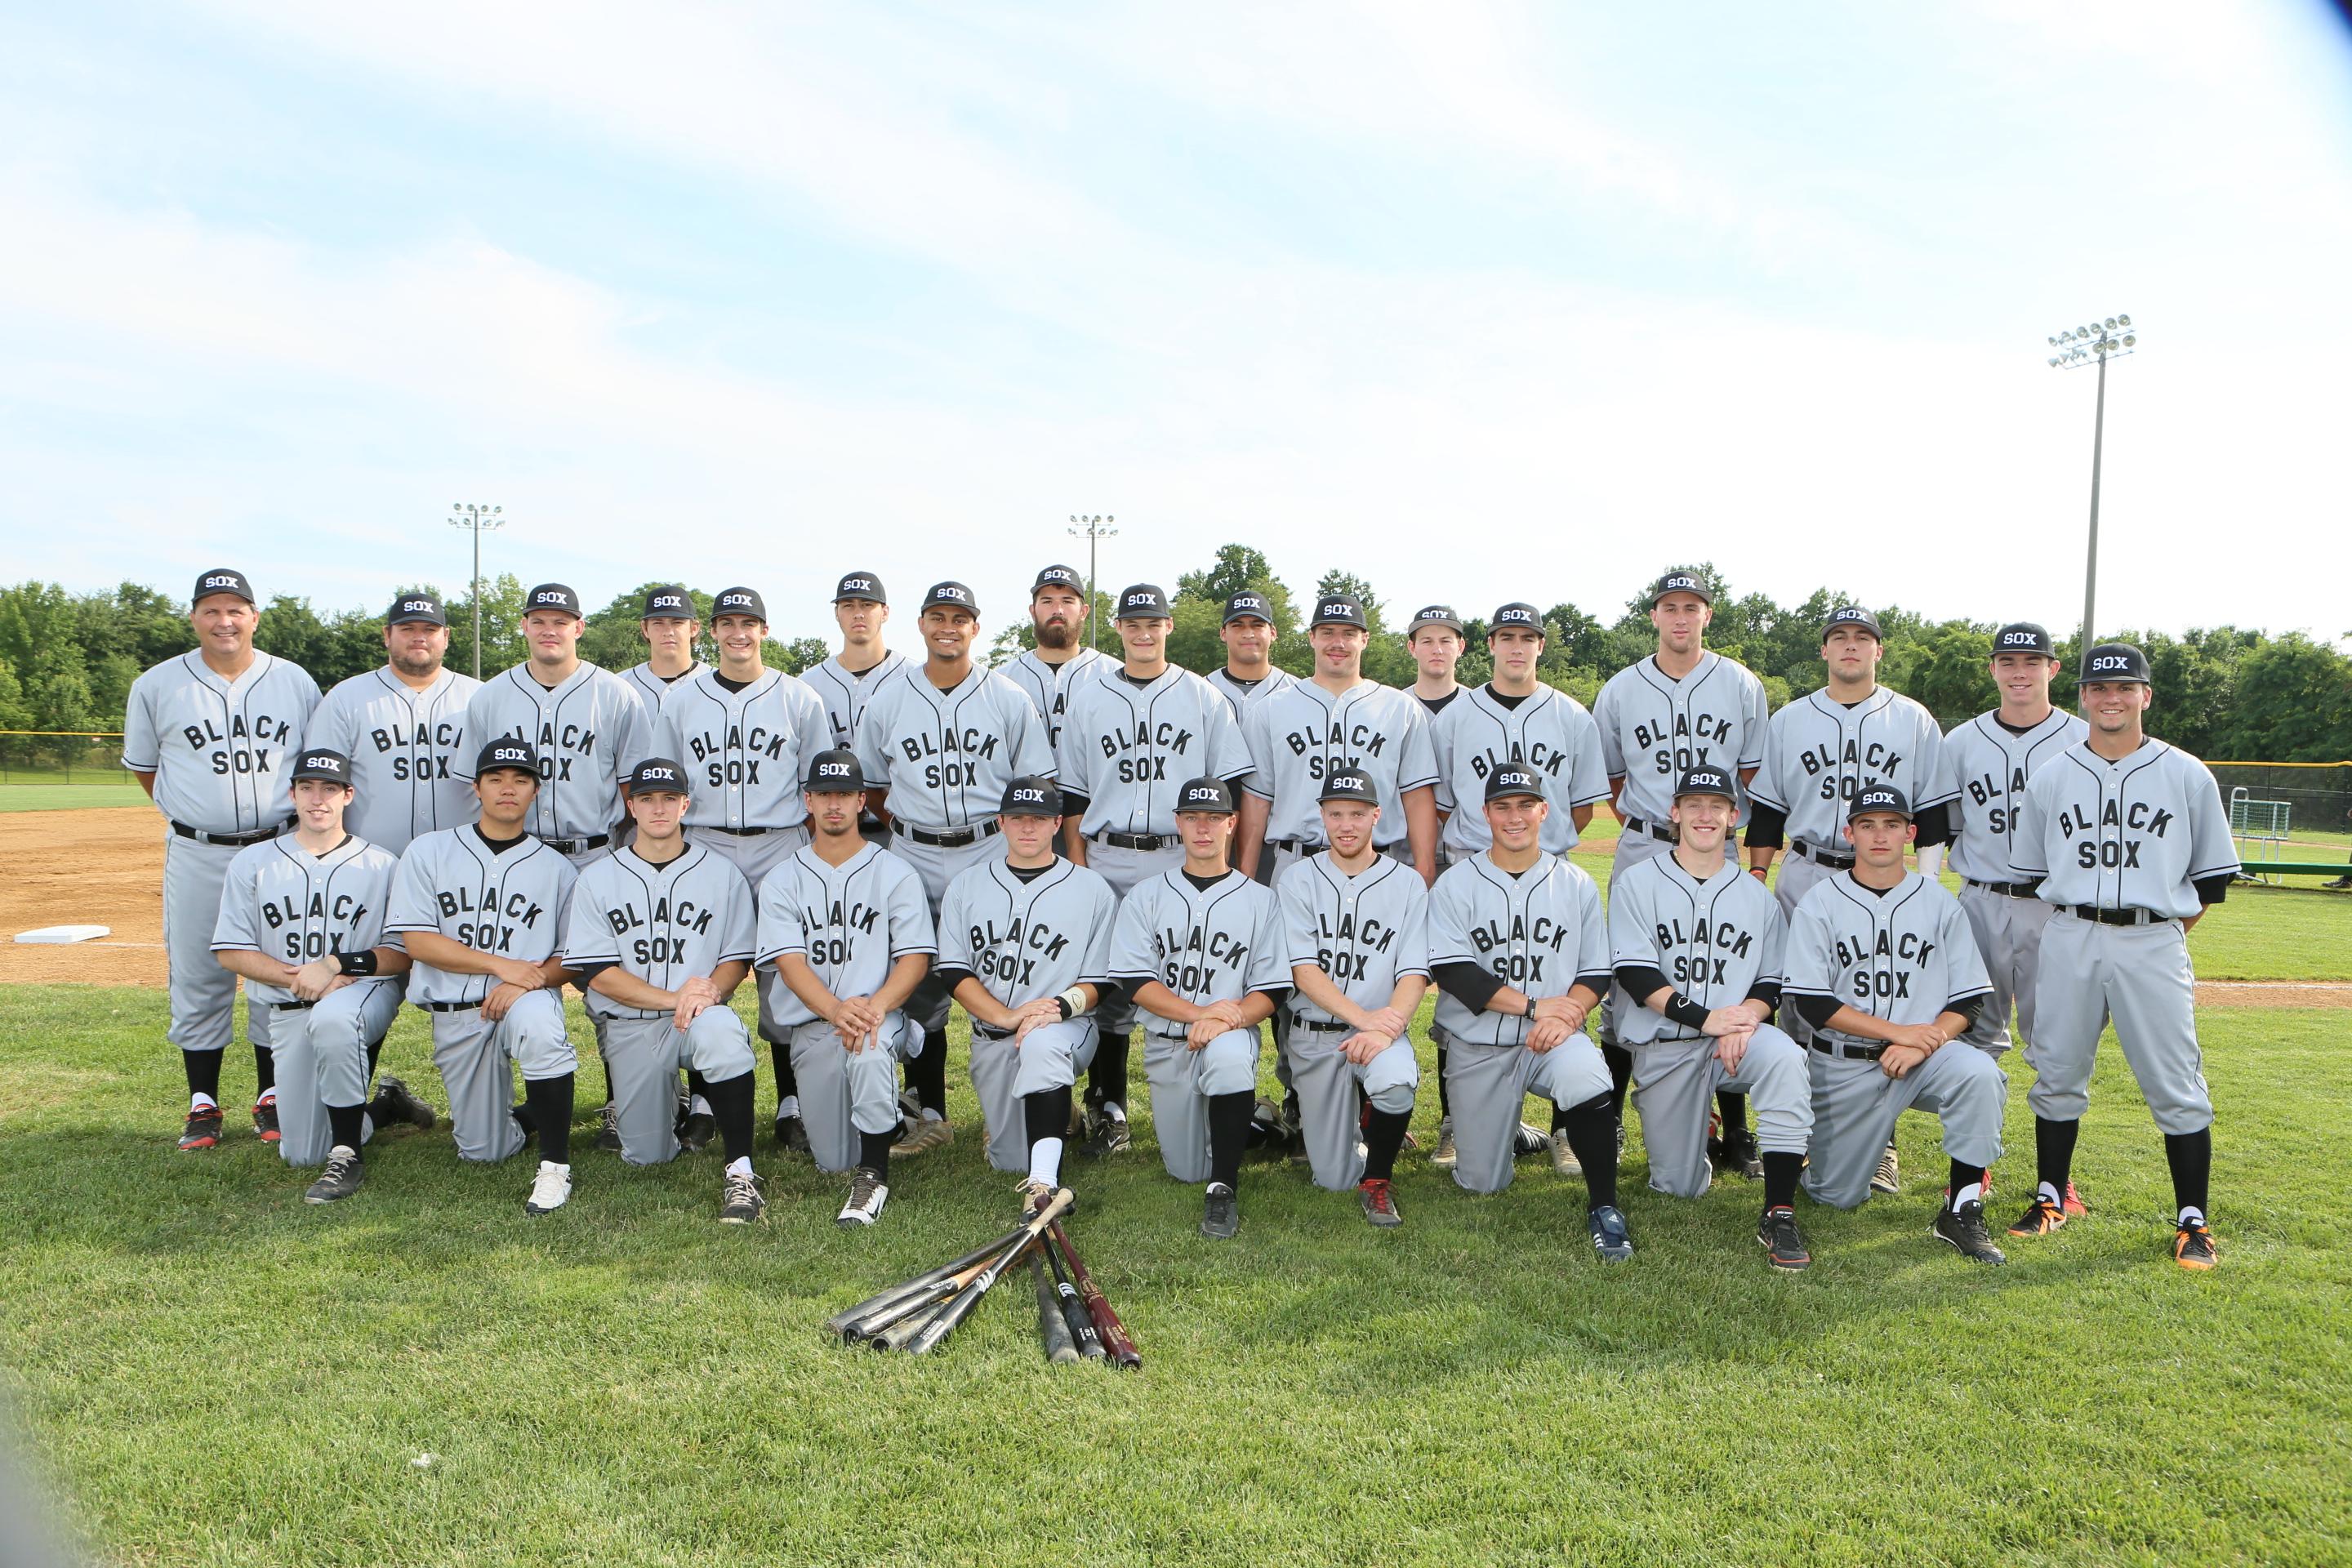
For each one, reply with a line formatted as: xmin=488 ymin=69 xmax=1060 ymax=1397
xmin=1717 ymin=1127 xmax=1764 ymax=1180
xmin=524 ymin=1160 xmax=572 ymax=1215
xmin=253 ymin=1098 xmax=280 ymax=1144
xmin=2007 ymin=1197 xmax=2068 ymax=1236
xmin=677 ymin=1107 xmax=718 ymax=1153
xmin=1587 ymin=1205 xmax=1635 ymax=1263
xmin=368 ymin=1075 xmax=438 ymax=1132
xmin=1200 ymin=1183 xmax=1240 ymax=1241
xmin=1932 ymin=1199 xmax=2006 ymax=1264
xmin=837 ymin=1168 xmax=889 ymax=1227
xmin=773 ymin=1113 xmax=811 ymax=1155
xmin=1429 ymin=1115 xmax=1458 ymax=1169
xmin=2173 ymin=1219 xmax=2217 ymax=1270
xmin=595 ymin=1102 xmax=622 ymax=1152
xmin=1513 ymin=1121 xmax=1548 ymax=1157
xmin=304 ymin=1146 xmax=364 ymax=1205
xmin=176 ymin=1107 xmax=225 ymax=1152
xmin=1757 ymin=1205 xmax=1811 ymax=1271
xmin=718 ymin=1170 xmax=766 ymax=1225
xmin=1079 ymin=1114 xmax=1131 ymax=1159
xmin=1548 ymin=1127 xmax=1582 ymax=1177
xmin=1871 ymin=1143 xmax=1900 ymax=1195
xmin=2062 ymin=1180 xmax=2090 ymax=1218
xmin=892 ymin=1116 xmax=952 ymax=1157
xmin=1357 ymin=1178 xmax=1402 ymax=1228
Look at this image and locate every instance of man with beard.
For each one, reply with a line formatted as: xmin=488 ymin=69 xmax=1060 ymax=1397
xmin=1003 ymin=564 xmax=1111 ymax=756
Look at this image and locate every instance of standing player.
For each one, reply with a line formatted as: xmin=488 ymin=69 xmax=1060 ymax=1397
xmin=2004 ymin=643 xmax=2238 ymax=1269
xmin=1428 ymin=766 xmax=1631 ymax=1263
xmin=387 ymin=740 xmax=582 ymax=1215
xmin=1782 ymin=786 xmax=2007 ymax=1264
xmin=1001 ymin=564 xmax=1111 ymax=754
xmin=1057 ymin=583 xmax=1254 ymax=1158
xmin=209 ymin=748 xmax=430 ymax=1203
xmin=123 ymin=568 xmax=321 ymax=1152
xmin=306 ymin=592 xmax=481 ymax=855
xmin=1744 ymin=605 xmax=1956 ymax=1196
xmin=803 ymin=572 xmax=906 ymax=756
xmin=564 ymin=758 xmax=766 ymax=1223
xmin=853 ymin=581 xmax=1055 ymax=1156
xmin=1592 ymin=570 xmax=1771 ymax=1177
xmin=1276 ymin=768 xmax=1428 ymax=1226
xmin=1607 ymin=767 xmax=1813 ymax=1269
xmin=1405 ymin=605 xmax=1467 ymax=719
xmin=933 ymin=777 xmax=1119 ymax=1202
xmin=755 ymin=751 xmax=937 ymax=1227
xmin=1108 ymin=777 xmax=1289 ymax=1239
xmin=620 ymin=585 xmax=706 ymax=712
xmin=1204 ymin=590 xmax=1298 ymax=719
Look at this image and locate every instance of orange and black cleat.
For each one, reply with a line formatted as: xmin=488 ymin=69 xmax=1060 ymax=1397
xmin=2173 ymin=1220 xmax=2217 ymax=1270
xmin=2061 ymin=1181 xmax=2090 ymax=1218
xmin=177 ymin=1106 xmax=225 ymax=1152
xmin=2007 ymin=1197 xmax=2068 ymax=1236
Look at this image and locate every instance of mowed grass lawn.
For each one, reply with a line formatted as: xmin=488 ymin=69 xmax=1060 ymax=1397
xmin=3 ymin=981 xmax=2348 ymax=1567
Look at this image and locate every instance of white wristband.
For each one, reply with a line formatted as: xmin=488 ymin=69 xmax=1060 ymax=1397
xmin=1058 ymin=985 xmax=1092 ymax=1018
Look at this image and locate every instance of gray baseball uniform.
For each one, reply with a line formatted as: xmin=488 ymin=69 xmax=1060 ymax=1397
xmin=306 ymin=666 xmax=483 ymax=854
xmin=804 ymin=649 xmax=908 ymax=846
xmin=752 ymin=842 xmax=936 ymax=1172
xmin=1107 ymin=868 xmax=1287 ymax=1184
xmin=1428 ymin=853 xmax=1614 ymax=1194
xmin=1592 ymin=652 xmax=1771 ymax=875
xmin=935 ymin=857 xmax=1120 ymax=1172
xmin=1606 ymin=852 xmax=1808 ymax=1198
xmin=385 ymin=827 xmax=580 ymax=1162
xmin=122 ymin=649 xmax=321 ymax=1059
xmin=622 ymin=658 xmax=706 ymax=714
xmin=653 ymin=666 xmax=828 ymax=886
xmin=1784 ymin=871 xmax=2001 ymax=1208
xmin=1944 ymin=708 xmax=2090 ymax=1054
xmin=563 ymin=841 xmax=759 ymax=1165
xmin=1429 ymin=685 xmax=1612 ymax=858
xmin=1004 ymin=644 xmax=1110 ymax=755
xmin=2011 ymin=739 xmax=2237 ymax=1135
xmin=211 ymin=834 xmax=405 ymax=1166
xmin=455 ymin=663 xmax=653 ymax=864
xmin=1241 ymin=679 xmax=1438 ymax=877
xmin=1276 ymin=853 xmax=1428 ymax=1192
xmin=1205 ymin=665 xmax=1298 ymax=715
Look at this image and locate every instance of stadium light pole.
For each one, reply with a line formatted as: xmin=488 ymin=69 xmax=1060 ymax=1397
xmin=449 ymin=502 xmax=506 ymax=679
xmin=1067 ymin=514 xmax=1117 ymax=653
xmin=2044 ymin=315 xmax=2137 ymax=657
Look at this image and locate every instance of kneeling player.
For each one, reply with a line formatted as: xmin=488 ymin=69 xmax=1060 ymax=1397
xmin=211 ymin=748 xmax=434 ymax=1204
xmin=1608 ymin=767 xmax=1813 ymax=1268
xmin=1276 ymin=768 xmax=1427 ymax=1227
xmin=1784 ymin=786 xmax=2006 ymax=1264
xmin=756 ymin=751 xmax=935 ymax=1227
xmin=564 ymin=759 xmax=766 ymax=1223
xmin=388 ymin=740 xmax=582 ymax=1215
xmin=935 ymin=777 xmax=1118 ymax=1210
xmin=1109 ymin=777 xmax=1287 ymax=1241
xmin=1429 ymin=766 xmax=1629 ymax=1262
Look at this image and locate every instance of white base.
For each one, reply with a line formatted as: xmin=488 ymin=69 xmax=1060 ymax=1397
xmin=14 ymin=924 xmax=111 ymax=944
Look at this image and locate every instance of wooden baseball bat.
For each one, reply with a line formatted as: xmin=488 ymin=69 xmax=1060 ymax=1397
xmin=826 ymin=1227 xmax=1028 ymax=1339
xmin=1049 ymin=1221 xmax=1140 ymax=1370
xmin=1030 ymin=1251 xmax=1078 ymax=1363
xmin=1045 ymin=1236 xmax=1107 ymax=1361
xmin=849 ymin=1248 xmax=1008 ymax=1344
xmin=903 ymin=1190 xmax=1075 ymax=1356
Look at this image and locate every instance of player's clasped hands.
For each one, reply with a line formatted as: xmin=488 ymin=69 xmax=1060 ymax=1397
xmin=831 ymin=994 xmax=884 ymax=1053
xmin=481 ymin=957 xmax=546 ymax=1022
xmin=1186 ymin=999 xmax=1247 ymax=1049
xmin=1007 ymin=996 xmax=1063 ymax=1043
xmin=670 ymin=974 xmax=721 ymax=1031
xmin=287 ymin=956 xmax=348 ymax=1002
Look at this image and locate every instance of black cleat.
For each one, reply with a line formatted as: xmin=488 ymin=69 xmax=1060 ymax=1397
xmin=1080 ymin=1114 xmax=1131 ymax=1159
xmin=677 ymin=1107 xmax=718 ymax=1153
xmin=773 ymin=1113 xmax=810 ymax=1155
xmin=1933 ymin=1199 xmax=2007 ymax=1265
xmin=176 ymin=1107 xmax=225 ymax=1152
xmin=368 ymin=1075 xmax=438 ymax=1132
xmin=718 ymin=1170 xmax=766 ymax=1224
xmin=1200 ymin=1183 xmax=1240 ymax=1240
xmin=595 ymin=1102 xmax=622 ymax=1152
xmin=1716 ymin=1127 xmax=1765 ymax=1180
xmin=252 ymin=1098 xmax=280 ymax=1144
xmin=1588 ymin=1205 xmax=1635 ymax=1263
xmin=2173 ymin=1219 xmax=2217 ymax=1271
xmin=1757 ymin=1205 xmax=1811 ymax=1271
xmin=304 ymin=1146 xmax=364 ymax=1204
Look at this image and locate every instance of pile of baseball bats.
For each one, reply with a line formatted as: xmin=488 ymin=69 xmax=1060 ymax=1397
xmin=824 ymin=1189 xmax=1141 ymax=1366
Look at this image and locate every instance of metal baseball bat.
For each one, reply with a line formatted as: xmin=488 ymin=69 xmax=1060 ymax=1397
xmin=849 ymin=1250 xmax=1006 ymax=1345
xmin=826 ymin=1227 xmax=1028 ymax=1339
xmin=1049 ymin=1220 xmax=1140 ymax=1370
xmin=1045 ymin=1236 xmax=1107 ymax=1361
xmin=904 ymin=1190 xmax=1076 ymax=1356
xmin=1030 ymin=1251 xmax=1078 ymax=1363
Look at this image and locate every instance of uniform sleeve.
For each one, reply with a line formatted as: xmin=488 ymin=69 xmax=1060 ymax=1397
xmin=1008 ymin=689 xmax=1055 ymax=781
xmin=209 ymin=855 xmax=262 ymax=951
xmin=2009 ymin=771 xmax=2054 ymax=878
xmin=1912 ymin=710 xmax=1959 ymax=811
xmin=1079 ymin=879 xmax=1119 ymax=985
xmin=1246 ymin=889 xmax=1289 ymax=993
xmin=1205 ymin=687 xmax=1254 ymax=782
xmin=852 ymin=687 xmax=890 ymax=781
xmin=1606 ymin=868 xmax=1657 ymax=970
xmin=1780 ymin=898 xmax=1837 ymax=1001
xmin=1429 ymin=710 xmax=1458 ymax=817
xmin=755 ymin=870 xmax=806 ymax=965
xmin=121 ymin=670 xmax=160 ymax=771
xmin=1108 ymin=885 xmax=1160 ymax=981
xmin=719 ymin=868 xmax=757 ymax=964
xmin=1050 ymin=685 xmax=1090 ymax=799
xmin=933 ymin=880 xmax=976 ymax=973
xmin=612 ymin=682 xmax=654 ymax=777
xmin=386 ymin=843 xmax=442 ymax=934
xmin=290 ymin=666 xmax=323 ymax=748
xmin=562 ymin=874 xmax=621 ymax=969
xmin=2184 ymin=757 xmax=2243 ymax=881
xmin=651 ymin=684 xmax=686 ymax=765
xmin=1393 ymin=878 xmax=1431 ymax=979
xmin=452 ymin=688 xmax=492 ymax=782
xmin=1744 ymin=710 xmax=1791 ymax=813
xmin=547 ymin=857 xmax=581 ymax=951
xmin=1739 ymin=671 xmax=1771 ymax=770
xmin=887 ymin=863 xmax=938 ymax=957
xmin=1754 ymin=893 xmax=1788 ymax=986
xmin=1572 ymin=876 xmax=1611 ymax=989
xmin=1941 ymin=897 xmax=1993 ymax=1001
xmin=1276 ymin=864 xmax=1319 ymax=969
xmin=1240 ymin=701 xmax=1279 ymax=802
xmin=1592 ymin=679 xmax=1627 ymax=781
xmin=1425 ymin=870 xmax=1474 ymax=967
xmin=1396 ymin=701 xmax=1439 ymax=792
xmin=310 ymin=686 xmax=357 ymax=757
xmin=786 ymin=680 xmax=827 ymax=798
xmin=1566 ymin=706 xmax=1610 ymax=808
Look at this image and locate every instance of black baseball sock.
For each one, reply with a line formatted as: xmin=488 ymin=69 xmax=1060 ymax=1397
xmin=1362 ymin=1107 xmax=1412 ymax=1182
xmin=767 ymin=1040 xmax=799 ymax=1106
xmin=1559 ymin=1092 xmax=1619 ymax=1210
xmin=705 ymin=1071 xmax=755 ymax=1164
xmin=366 ymin=1037 xmax=382 ymax=1080
xmin=511 ymin=1102 xmax=538 ymax=1140
xmin=1947 ymin=1161 xmax=1987 ymax=1209
xmin=327 ymin=1102 xmax=366 ymax=1151
xmin=911 ymin=1032 xmax=948 ymax=1116
xmin=2163 ymin=1128 xmax=2212 ymax=1219
xmin=1601 ymin=1043 xmax=1633 ymax=1120
xmin=1024 ymin=1084 xmax=1073 ymax=1149
xmin=1717 ymin=1089 xmax=1748 ymax=1137
xmin=253 ymin=1043 xmax=275 ymax=1097
xmin=1550 ymin=1103 xmax=1570 ymax=1134
xmin=1762 ymin=1150 xmax=1803 ymax=1211
xmin=1088 ymin=1029 xmax=1129 ymax=1108
xmin=685 ymin=1066 xmax=709 ymax=1100
xmin=1206 ymin=1090 xmax=1254 ymax=1191
xmin=183 ymin=1048 xmax=224 ymax=1102
xmin=524 ymin=1072 xmax=575 ymax=1165
xmin=858 ymin=1128 xmax=894 ymax=1183
xmin=2034 ymin=1116 xmax=2081 ymax=1199
xmin=1436 ymin=1044 xmax=1450 ymax=1116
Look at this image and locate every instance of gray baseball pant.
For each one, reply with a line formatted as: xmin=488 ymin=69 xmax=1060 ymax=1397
xmin=970 ymin=1017 xmax=1098 ymax=1173
xmin=165 ymin=832 xmax=274 ymax=1057
xmin=893 ymin=827 xmax=1009 ymax=1031
xmin=429 ymin=989 xmax=579 ymax=1164
xmin=1631 ymin=1023 xmax=1811 ymax=1198
xmin=266 ymin=979 xmax=403 ymax=1167
xmin=2027 ymin=913 xmax=2212 ymax=1134
xmin=1080 ymin=838 xmax=1181 ymax=1102
xmin=787 ymin=1011 xmax=917 ymax=1174
xmin=600 ymin=1008 xmax=758 ymax=1166
xmin=1802 ymin=1043 xmax=2006 ymax=1209
xmin=1771 ymin=851 xmax=1838 ymax=1046
xmin=702 ymin=825 xmax=810 ymax=1048
xmin=1285 ymin=1019 xmax=1418 ymax=1192
xmin=1142 ymin=1025 xmax=1261 ymax=1184
xmin=1956 ymin=883 xmax=2051 ymax=1057
xmin=1442 ymin=1036 xmax=1611 ymax=1195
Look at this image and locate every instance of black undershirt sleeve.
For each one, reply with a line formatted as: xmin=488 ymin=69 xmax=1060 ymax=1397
xmin=2194 ymin=873 xmax=2232 ymax=906
xmin=1575 ymin=970 xmax=1613 ymax=996
xmin=1793 ymin=993 xmax=1842 ymax=1030
xmin=1433 ymin=960 xmax=1508 ymax=1013
xmin=1745 ymin=801 xmax=1787 ymax=850
xmin=1747 ymin=980 xmax=1781 ymax=1009
xmin=1614 ymin=963 xmax=1669 ymax=1003
xmin=1058 ymin=789 xmax=1091 ymax=815
xmin=932 ymin=964 xmax=976 ymax=991
xmin=570 ymin=960 xmax=617 ymax=984
xmin=1253 ymin=986 xmax=1293 ymax=1015
xmin=1912 ymin=806 xmax=1953 ymax=849
xmin=1944 ymin=995 xmax=1985 ymax=1026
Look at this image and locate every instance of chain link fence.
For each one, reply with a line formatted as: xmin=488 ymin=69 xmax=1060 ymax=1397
xmin=0 ymin=732 xmax=130 ymax=784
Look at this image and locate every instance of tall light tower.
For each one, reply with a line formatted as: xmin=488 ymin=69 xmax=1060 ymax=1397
xmin=2045 ymin=315 xmax=2137 ymax=657
xmin=1067 ymin=514 xmax=1117 ymax=653
xmin=449 ymin=502 xmax=506 ymax=679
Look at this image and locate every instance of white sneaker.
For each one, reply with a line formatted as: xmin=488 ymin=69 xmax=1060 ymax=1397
xmin=525 ymin=1160 xmax=572 ymax=1214
xmin=836 ymin=1166 xmax=889 ymax=1227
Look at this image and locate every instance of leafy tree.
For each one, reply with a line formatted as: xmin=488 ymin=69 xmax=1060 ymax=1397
xmin=775 ymin=637 xmax=831 ymax=676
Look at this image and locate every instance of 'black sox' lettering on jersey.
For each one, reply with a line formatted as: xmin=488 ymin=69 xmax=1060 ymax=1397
xmin=965 ymin=913 xmax=1074 ymax=989
xmin=1962 ymin=763 xmax=2031 ymax=835
xmin=797 ymin=897 xmax=883 ymax=967
xmin=900 ymin=728 xmax=1002 ymax=788
xmin=686 ymin=722 xmax=792 ymax=787
xmin=180 ymin=712 xmax=298 ymax=777
xmin=366 ymin=719 xmax=463 ymax=782
xmin=262 ymin=893 xmax=371 ymax=937
xmin=1633 ymin=711 xmax=1735 ymax=777
xmin=1468 ymin=912 xmax=1572 ymax=984
xmin=1800 ymin=737 xmax=1905 ymax=800
xmin=1156 ymin=924 xmax=1253 ymax=993
xmin=1829 ymin=925 xmax=1937 ymax=1000
xmin=1313 ymin=908 xmax=1400 ymax=984
xmin=1650 ymin=915 xmax=1757 ymax=988
xmin=491 ymin=720 xmax=599 ymax=782
xmin=434 ymin=886 xmax=549 ymax=952
xmin=1283 ymin=720 xmax=1389 ymax=775
xmin=2057 ymin=797 xmax=2173 ymax=869
xmin=1467 ymin=740 xmax=1572 ymax=781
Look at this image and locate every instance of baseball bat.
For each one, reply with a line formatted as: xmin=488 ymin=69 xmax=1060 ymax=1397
xmin=847 ymin=1249 xmax=1006 ymax=1344
xmin=1030 ymin=1251 xmax=1078 ymax=1363
xmin=1045 ymin=1236 xmax=1107 ymax=1361
xmin=872 ymin=1275 xmax=975 ymax=1352
xmin=1049 ymin=1221 xmax=1140 ymax=1370
xmin=826 ymin=1227 xmax=1028 ymax=1339
xmin=904 ymin=1190 xmax=1075 ymax=1356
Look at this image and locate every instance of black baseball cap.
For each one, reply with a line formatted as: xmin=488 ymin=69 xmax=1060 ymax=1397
xmin=920 ymin=581 xmax=979 ymax=616
xmin=1490 ymin=602 xmax=1544 ymax=635
xmin=1650 ymin=569 xmax=1713 ymax=607
xmin=291 ymin=749 xmax=354 ymax=787
xmin=1674 ymin=766 xmax=1736 ymax=802
xmin=1407 ymin=605 xmax=1464 ymax=638
xmin=385 ymin=592 xmax=446 ymax=626
xmin=192 ymin=568 xmax=255 ymax=607
xmin=625 ymin=757 xmax=691 ymax=795
xmin=1311 ymin=594 xmax=1368 ymax=630
xmin=1484 ymin=764 xmax=1547 ymax=804
xmin=1318 ymin=766 xmax=1378 ymax=806
xmin=1175 ymin=777 xmax=1238 ymax=816
xmin=640 ymin=586 xmax=695 ymax=621
xmin=1223 ymin=591 xmax=1274 ymax=626
xmin=804 ymin=749 xmax=866 ymax=793
xmin=998 ymin=776 xmax=1063 ymax=818
xmin=711 ymin=586 xmax=767 ymax=622
xmin=1821 ymin=605 xmax=1882 ymax=642
xmin=1031 ymin=565 xmax=1085 ymax=596
xmin=1993 ymin=622 xmax=2057 ymax=659
xmin=474 ymin=738 xmax=542 ymax=777
xmin=833 ymin=572 xmax=887 ymax=604
xmin=1115 ymin=583 xmax=1172 ymax=620
xmin=524 ymin=583 xmax=584 ymax=620
xmin=1849 ymin=784 xmax=1913 ymax=822
xmin=2078 ymin=641 xmax=2153 ymax=686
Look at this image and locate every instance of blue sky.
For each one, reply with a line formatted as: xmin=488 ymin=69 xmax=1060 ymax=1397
xmin=5 ymin=2 xmax=2350 ymax=646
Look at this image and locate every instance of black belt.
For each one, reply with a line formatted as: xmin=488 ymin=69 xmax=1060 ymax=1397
xmin=973 ymin=1023 xmax=1013 ymax=1041
xmin=1793 ymin=841 xmax=1855 ymax=871
xmin=421 ymin=1000 xmax=483 ymax=1013
xmin=171 ymin=820 xmax=281 ymax=847
xmin=898 ymin=820 xmax=1001 ymax=849
xmin=2067 ymin=905 xmax=2169 ymax=927
xmin=1094 ymin=830 xmax=1171 ymax=852
xmin=1621 ymin=816 xmax=1677 ymax=844
xmin=1809 ymin=1036 xmax=1885 ymax=1062
xmin=1290 ymin=1017 xmax=1352 ymax=1034
xmin=1967 ymin=877 xmax=2040 ymax=898
xmin=268 ymin=1000 xmax=314 ymax=1011
xmin=539 ymin=834 xmax=610 ymax=856
xmin=1267 ymin=837 xmax=1324 ymax=856
xmin=705 ymin=824 xmax=774 ymax=837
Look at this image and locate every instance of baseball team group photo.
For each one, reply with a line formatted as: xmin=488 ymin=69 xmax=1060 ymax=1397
xmin=5 ymin=7 xmax=2350 ymax=1566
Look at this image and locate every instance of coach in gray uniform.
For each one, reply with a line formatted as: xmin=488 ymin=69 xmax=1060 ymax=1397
xmin=2004 ymin=643 xmax=2238 ymax=1270
xmin=1002 ymin=564 xmax=1111 ymax=755
xmin=306 ymin=592 xmax=481 ymax=854
xmin=1783 ymin=786 xmax=2006 ymax=1265
xmin=123 ymin=568 xmax=321 ymax=1152
xmin=620 ymin=584 xmax=707 ymax=712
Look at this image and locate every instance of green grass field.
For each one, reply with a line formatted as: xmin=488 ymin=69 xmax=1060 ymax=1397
xmin=3 ymin=982 xmax=2347 ymax=1567
xmin=0 ymin=782 xmax=148 ymax=812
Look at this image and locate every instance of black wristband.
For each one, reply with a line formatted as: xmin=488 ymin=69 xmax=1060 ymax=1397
xmin=336 ymin=950 xmax=379 ymax=977
xmin=1664 ymin=992 xmax=1712 ymax=1031
xmin=1055 ymin=996 xmax=1074 ymax=1021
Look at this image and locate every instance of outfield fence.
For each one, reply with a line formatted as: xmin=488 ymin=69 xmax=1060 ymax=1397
xmin=0 ymin=732 xmax=129 ymax=783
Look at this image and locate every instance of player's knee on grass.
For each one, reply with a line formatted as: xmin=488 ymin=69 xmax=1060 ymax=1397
xmin=685 ymin=1007 xmax=755 ymax=1080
